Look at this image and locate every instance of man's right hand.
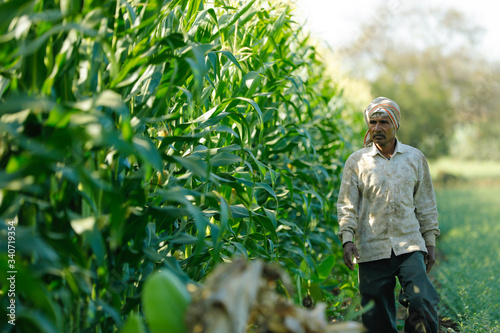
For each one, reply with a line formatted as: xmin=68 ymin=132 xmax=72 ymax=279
xmin=343 ymin=242 xmax=360 ymax=271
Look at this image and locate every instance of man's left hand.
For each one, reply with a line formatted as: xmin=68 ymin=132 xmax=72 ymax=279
xmin=425 ymin=246 xmax=436 ymax=273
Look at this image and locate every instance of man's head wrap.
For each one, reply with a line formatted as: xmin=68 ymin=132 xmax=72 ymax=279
xmin=363 ymin=97 xmax=401 ymax=147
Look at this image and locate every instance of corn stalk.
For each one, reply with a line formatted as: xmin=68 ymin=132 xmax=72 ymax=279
xmin=0 ymin=0 xmax=362 ymax=331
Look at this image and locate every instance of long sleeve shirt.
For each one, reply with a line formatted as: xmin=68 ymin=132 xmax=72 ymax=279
xmin=336 ymin=140 xmax=440 ymax=263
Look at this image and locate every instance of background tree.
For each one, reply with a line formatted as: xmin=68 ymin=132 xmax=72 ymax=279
xmin=339 ymin=3 xmax=500 ymax=160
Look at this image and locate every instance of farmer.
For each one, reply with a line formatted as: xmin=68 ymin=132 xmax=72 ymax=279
xmin=336 ymin=97 xmax=440 ymax=333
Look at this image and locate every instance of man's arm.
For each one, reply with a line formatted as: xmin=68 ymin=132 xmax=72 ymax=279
xmin=414 ymin=152 xmax=440 ymax=273
xmin=425 ymin=245 xmax=435 ymax=273
xmin=343 ymin=242 xmax=360 ymax=271
xmin=337 ymin=157 xmax=360 ymax=270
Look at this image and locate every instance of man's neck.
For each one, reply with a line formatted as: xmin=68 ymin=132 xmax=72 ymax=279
xmin=375 ymin=139 xmax=396 ymax=158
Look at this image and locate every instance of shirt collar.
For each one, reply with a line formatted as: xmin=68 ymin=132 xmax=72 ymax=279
xmin=368 ymin=139 xmax=406 ymax=158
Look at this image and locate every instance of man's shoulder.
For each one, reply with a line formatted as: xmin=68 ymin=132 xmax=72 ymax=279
xmin=397 ymin=142 xmax=432 ymax=169
xmin=398 ymin=142 xmax=426 ymax=158
xmin=347 ymin=147 xmax=372 ymax=162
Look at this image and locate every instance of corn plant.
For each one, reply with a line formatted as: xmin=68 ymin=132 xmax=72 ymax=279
xmin=0 ymin=0 xmax=362 ymax=331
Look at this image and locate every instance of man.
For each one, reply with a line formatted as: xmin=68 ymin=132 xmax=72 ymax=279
xmin=336 ymin=97 xmax=440 ymax=333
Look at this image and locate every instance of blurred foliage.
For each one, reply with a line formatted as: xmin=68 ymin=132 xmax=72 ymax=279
xmin=429 ymin=158 xmax=500 ymax=182
xmin=370 ymin=56 xmax=453 ymax=158
xmin=340 ymin=4 xmax=500 ymax=160
xmin=0 ymin=0 xmax=365 ymax=331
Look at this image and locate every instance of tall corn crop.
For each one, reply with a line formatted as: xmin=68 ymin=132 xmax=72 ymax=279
xmin=0 ymin=0 xmax=362 ymax=331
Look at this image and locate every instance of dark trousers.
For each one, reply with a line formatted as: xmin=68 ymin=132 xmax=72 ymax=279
xmin=358 ymin=251 xmax=440 ymax=333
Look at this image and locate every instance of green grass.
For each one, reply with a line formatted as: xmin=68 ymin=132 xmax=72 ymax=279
xmin=429 ymin=158 xmax=500 ymax=181
xmin=433 ymin=185 xmax=500 ymax=332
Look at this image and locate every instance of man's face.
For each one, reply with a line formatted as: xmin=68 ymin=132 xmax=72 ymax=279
xmin=368 ymin=115 xmax=396 ymax=146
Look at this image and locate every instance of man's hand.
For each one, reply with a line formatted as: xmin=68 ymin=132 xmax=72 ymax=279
xmin=343 ymin=242 xmax=360 ymax=271
xmin=425 ymin=246 xmax=436 ymax=273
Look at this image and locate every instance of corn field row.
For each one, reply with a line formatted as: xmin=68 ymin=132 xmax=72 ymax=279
xmin=0 ymin=0 xmax=363 ymax=331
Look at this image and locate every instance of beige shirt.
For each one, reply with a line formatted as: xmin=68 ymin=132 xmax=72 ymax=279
xmin=336 ymin=140 xmax=440 ymax=263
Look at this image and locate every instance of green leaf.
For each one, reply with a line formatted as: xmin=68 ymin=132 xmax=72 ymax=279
xmin=239 ymin=71 xmax=261 ymax=97
xmin=134 ymin=136 xmax=162 ymax=170
xmin=244 ymin=148 xmax=267 ymax=178
xmin=0 ymin=96 xmax=56 ymax=115
xmin=255 ymin=214 xmax=277 ymax=240
xmin=256 ymin=182 xmax=277 ymax=202
xmin=207 ymin=51 xmax=218 ymax=79
xmin=211 ymin=125 xmax=239 ymax=138
xmin=308 ymin=283 xmax=324 ymax=303
xmin=229 ymin=204 xmax=249 ymax=218
xmin=121 ymin=313 xmax=146 ymax=333
xmin=263 ymin=208 xmax=277 ymax=230
xmin=186 ymin=0 xmax=203 ymax=25
xmin=142 ymin=270 xmax=190 ymax=333
xmin=230 ymin=241 xmax=249 ymax=259
xmin=18 ymin=23 xmax=98 ymax=57
xmin=170 ymin=233 xmax=198 ymax=245
xmin=245 ymin=237 xmax=271 ymax=260
xmin=170 ymin=155 xmax=208 ymax=179
xmin=87 ymin=226 xmax=107 ymax=268
xmin=210 ymin=152 xmax=242 ymax=167
xmin=219 ymin=50 xmax=242 ymax=71
xmin=216 ymin=0 xmax=256 ymax=33
xmin=317 ymin=255 xmax=335 ymax=282
xmin=218 ymin=144 xmax=242 ymax=153
xmin=236 ymin=97 xmax=263 ymax=129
